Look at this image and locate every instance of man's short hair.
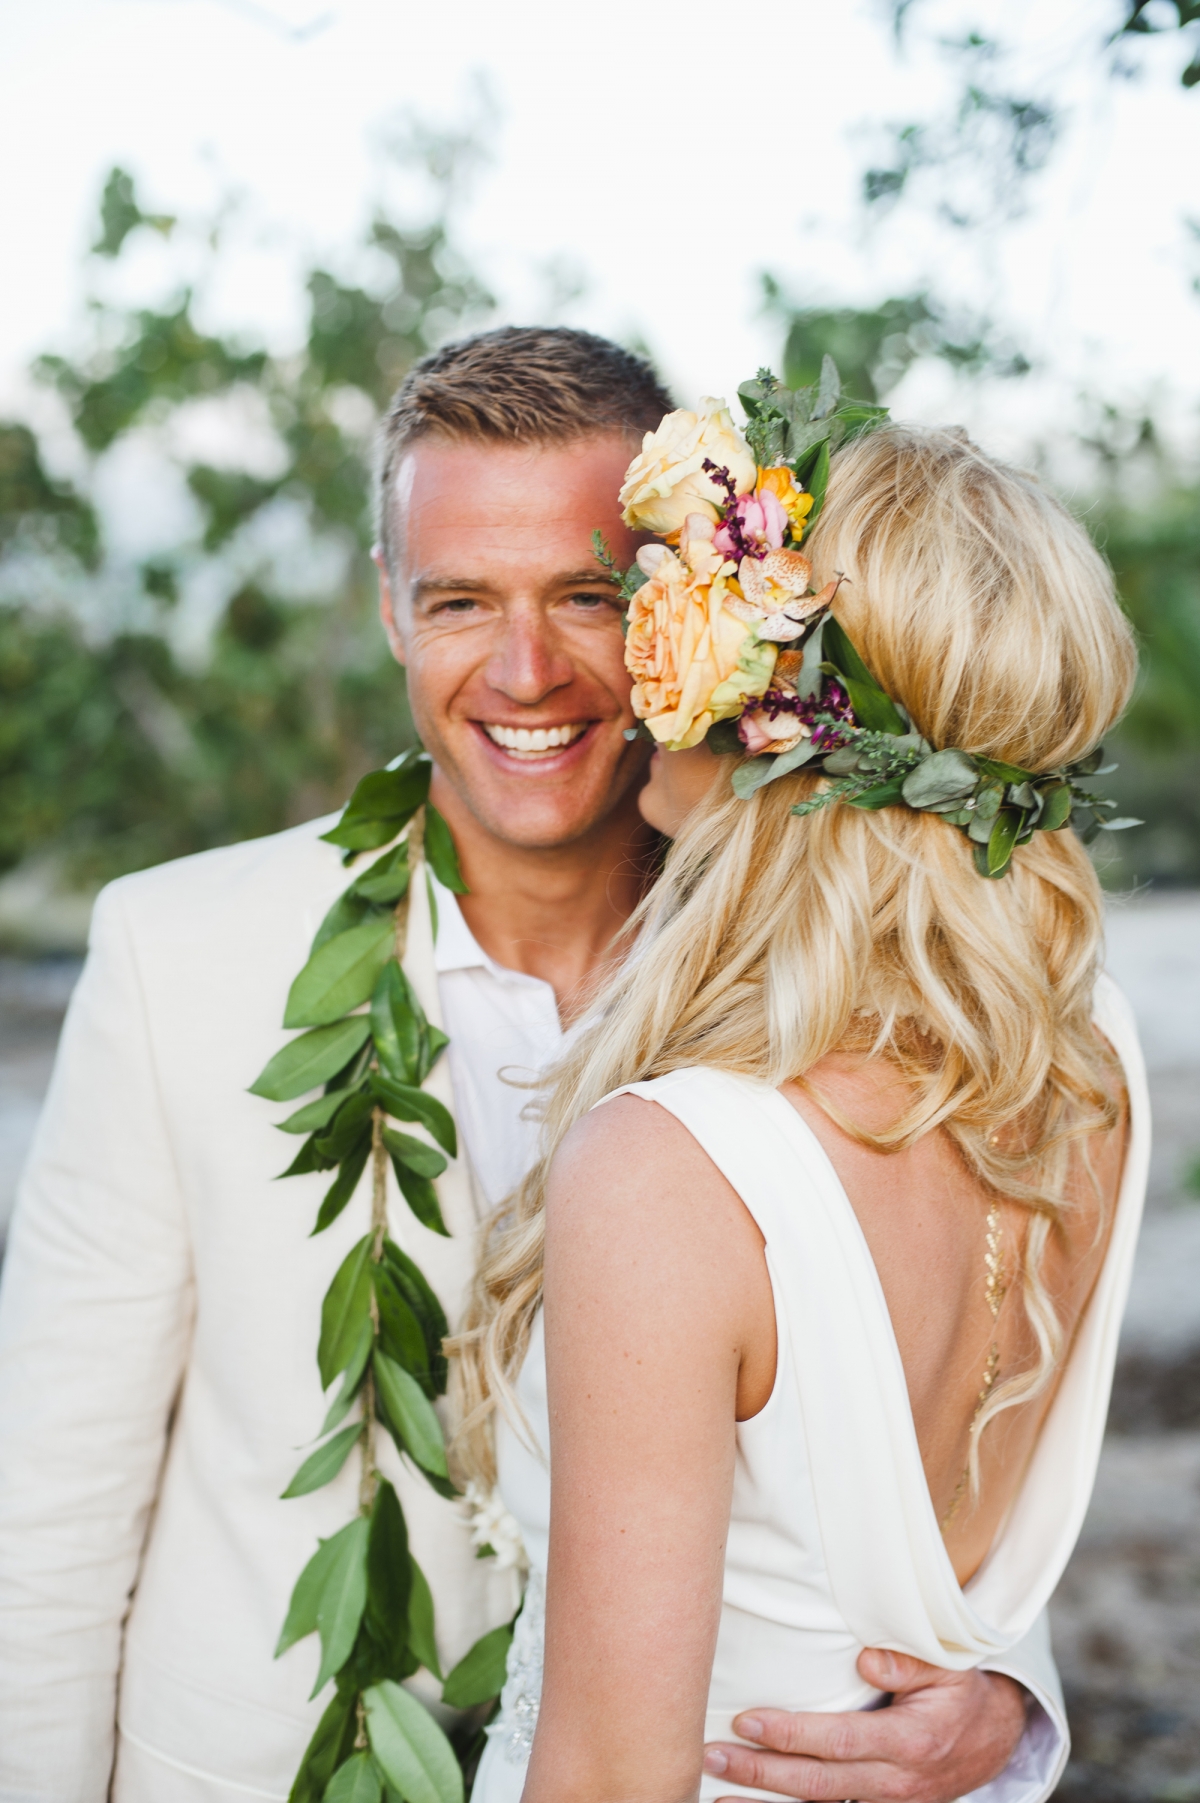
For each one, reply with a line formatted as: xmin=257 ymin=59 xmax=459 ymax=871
xmin=377 ymin=326 xmax=674 ymax=573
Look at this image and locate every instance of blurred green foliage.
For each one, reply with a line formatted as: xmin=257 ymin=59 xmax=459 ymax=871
xmin=0 ymin=148 xmax=493 ymax=905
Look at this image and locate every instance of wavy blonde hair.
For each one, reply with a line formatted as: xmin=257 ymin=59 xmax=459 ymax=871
xmin=450 ymin=423 xmax=1138 ymax=1489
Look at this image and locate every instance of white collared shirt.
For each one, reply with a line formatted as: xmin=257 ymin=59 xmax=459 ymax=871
xmin=431 ymin=878 xmax=569 ymax=1211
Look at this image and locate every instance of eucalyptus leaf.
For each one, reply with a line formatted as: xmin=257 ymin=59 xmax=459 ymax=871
xmin=846 ymin=775 xmax=908 ymax=811
xmin=987 ymin=807 xmax=1023 ymax=876
xmin=901 ymin=749 xmax=978 ymax=810
xmin=284 ymin=915 xmax=397 ymax=1030
xmin=814 ymin=353 xmax=841 ymax=420
xmin=364 ymin=1681 xmax=463 ymax=1803
xmin=822 ymin=746 xmax=863 ymax=776
xmin=318 ymin=1237 xmax=373 ymax=1389
xmin=249 ymin=1016 xmax=373 ymax=1102
xmin=423 ymin=805 xmax=468 ymax=894
xmin=281 ymin=1420 xmax=362 ymax=1499
xmin=311 ymin=1514 xmax=370 ymax=1696
xmin=732 ymin=737 xmax=820 ymax=799
xmin=1036 ymin=782 xmax=1072 ymax=832
xmin=373 ymin=1351 xmax=449 ymax=1478
xmin=406 ymin=1555 xmax=442 ymax=1678
xmin=441 ymin=1622 xmax=514 ymax=1709
xmin=323 ymin=1752 xmax=384 ymax=1803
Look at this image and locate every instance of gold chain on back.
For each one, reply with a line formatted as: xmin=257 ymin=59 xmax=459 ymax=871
xmin=941 ymin=1201 xmax=1008 ymax=1531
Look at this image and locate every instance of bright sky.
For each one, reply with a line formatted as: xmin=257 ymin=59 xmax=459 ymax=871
xmin=1 ymin=0 xmax=1198 ymax=462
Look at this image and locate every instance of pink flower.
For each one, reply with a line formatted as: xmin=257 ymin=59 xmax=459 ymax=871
xmin=738 ymin=707 xmax=811 ymax=755
xmin=714 ymin=489 xmax=788 ymax=560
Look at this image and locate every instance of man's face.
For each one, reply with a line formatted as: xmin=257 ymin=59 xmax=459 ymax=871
xmin=379 ymin=433 xmax=649 ymax=851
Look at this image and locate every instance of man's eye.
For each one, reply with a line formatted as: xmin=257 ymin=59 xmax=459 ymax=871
xmin=434 ymin=598 xmax=478 ymax=615
xmin=568 ymin=591 xmax=619 ymax=610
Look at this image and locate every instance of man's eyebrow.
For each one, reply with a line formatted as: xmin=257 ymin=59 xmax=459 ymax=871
xmin=557 ymin=568 xmax=621 ymax=587
xmin=409 ymin=576 xmax=493 ymax=600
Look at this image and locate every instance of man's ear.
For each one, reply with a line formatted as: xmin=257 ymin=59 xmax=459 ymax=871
xmin=374 ymin=545 xmax=407 ymax=667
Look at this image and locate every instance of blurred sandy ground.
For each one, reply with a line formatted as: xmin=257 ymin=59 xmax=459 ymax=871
xmin=0 ymin=892 xmax=1197 ymax=1800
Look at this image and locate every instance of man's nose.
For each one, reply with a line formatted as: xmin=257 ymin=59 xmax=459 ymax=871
xmin=484 ymin=608 xmax=574 ymax=704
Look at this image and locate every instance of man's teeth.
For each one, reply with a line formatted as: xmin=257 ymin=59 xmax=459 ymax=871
xmin=483 ymin=723 xmax=588 ymax=756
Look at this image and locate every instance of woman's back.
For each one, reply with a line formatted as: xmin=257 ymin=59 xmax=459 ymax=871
xmin=472 ymin=975 xmax=1146 ymax=1803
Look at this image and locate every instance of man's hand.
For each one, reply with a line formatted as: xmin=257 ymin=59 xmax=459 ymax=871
xmin=702 ymin=1647 xmax=1029 ymax=1803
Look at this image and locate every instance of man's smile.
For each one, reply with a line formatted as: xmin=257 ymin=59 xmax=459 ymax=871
xmin=479 ymin=721 xmax=592 ymax=760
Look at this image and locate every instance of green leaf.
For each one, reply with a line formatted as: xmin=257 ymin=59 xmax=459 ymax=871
xmin=351 ymin=842 xmax=411 ymax=906
xmin=343 ymin=760 xmax=431 ymax=827
xmin=371 ymin=961 xmax=424 ymax=1086
xmin=277 ymin=1087 xmax=357 ymax=1135
xmin=250 ymin=1016 xmax=374 ymax=1102
xmin=846 ymin=775 xmax=908 ymax=810
xmin=423 ymin=805 xmax=468 ymax=893
xmin=374 ymin=1351 xmax=449 ymax=1478
xmin=276 ymin=1530 xmax=342 ymax=1658
xmin=900 ymin=748 xmax=979 ymax=810
xmin=799 ymin=438 xmax=831 ymax=535
xmin=1035 ymin=782 xmax=1072 ymax=832
xmin=419 ymin=1026 xmax=449 ymax=1083
xmin=319 ymin=1237 xmax=374 ymax=1389
xmin=280 ymin=1133 xmax=337 ymax=1178
xmin=382 ymin=1128 xmax=447 ymax=1182
xmin=374 ymin=1266 xmax=430 ymax=1377
xmin=821 ymin=617 xmax=906 ymax=735
xmin=814 ymin=354 xmax=841 ymax=420
xmin=364 ymin=1682 xmax=463 ymax=1803
xmin=315 ymin=1090 xmax=376 ymax=1163
xmin=286 ymin=1688 xmax=357 ymax=1803
xmin=311 ymin=890 xmax=385 ymax=955
xmin=384 ymin=1137 xmax=450 ymax=1239
xmin=285 ymin=915 xmax=397 ymax=1029
xmin=987 ymin=806 xmax=1023 ymax=876
xmin=323 ymin=1753 xmax=384 ymax=1803
xmin=731 ymin=737 xmax=820 ymax=799
xmin=320 ymin=816 xmax=404 ymax=855
xmin=282 ymin=1421 xmax=363 ymax=1499
xmin=371 ymin=1075 xmax=457 ymax=1157
xmin=406 ymin=1555 xmax=442 ymax=1679
xmin=441 ymin=1623 xmax=513 ymax=1709
xmin=313 ymin=1131 xmax=373 ymax=1235
xmin=312 ymin=1515 xmax=370 ymax=1696
xmin=425 ymin=869 xmax=439 ymax=944
xmin=320 ymin=1317 xmax=374 ymax=1434
xmin=366 ymin=1478 xmax=412 ymax=1670
xmin=383 ymin=1241 xmax=449 ymax=1388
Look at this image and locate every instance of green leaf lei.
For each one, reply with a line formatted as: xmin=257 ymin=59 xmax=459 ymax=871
xmin=250 ymin=749 xmax=509 ymax=1803
xmin=726 ymin=614 xmax=1140 ymax=877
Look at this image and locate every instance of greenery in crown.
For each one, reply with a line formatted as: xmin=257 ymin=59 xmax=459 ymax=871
xmin=607 ymin=359 xmax=1138 ymax=878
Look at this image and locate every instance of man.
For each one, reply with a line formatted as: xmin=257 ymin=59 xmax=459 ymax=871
xmin=0 ymin=326 xmax=1065 ymax=1803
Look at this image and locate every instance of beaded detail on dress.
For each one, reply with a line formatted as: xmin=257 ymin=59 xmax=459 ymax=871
xmin=486 ymin=1565 xmax=545 ymax=1767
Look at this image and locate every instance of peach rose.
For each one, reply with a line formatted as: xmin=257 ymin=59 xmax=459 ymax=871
xmin=619 ymin=399 xmax=757 ymax=536
xmin=625 ymin=535 xmax=776 ymax=749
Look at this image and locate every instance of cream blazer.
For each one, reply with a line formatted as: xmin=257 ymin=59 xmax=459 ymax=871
xmin=0 ymin=816 xmax=1065 ymax=1801
xmin=0 ymin=817 xmax=519 ymax=1801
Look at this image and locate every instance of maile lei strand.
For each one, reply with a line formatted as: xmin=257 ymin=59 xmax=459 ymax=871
xmin=249 ymin=752 xmax=511 ymax=1803
xmin=608 ymin=358 xmax=1138 ymax=876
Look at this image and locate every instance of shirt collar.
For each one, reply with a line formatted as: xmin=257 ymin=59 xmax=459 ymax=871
xmin=429 ymin=874 xmax=556 ymax=998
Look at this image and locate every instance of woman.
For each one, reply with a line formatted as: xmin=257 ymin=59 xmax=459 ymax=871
xmin=454 ymin=416 xmax=1147 ymax=1803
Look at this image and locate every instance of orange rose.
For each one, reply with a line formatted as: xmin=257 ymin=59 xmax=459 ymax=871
xmin=625 ymin=529 xmax=776 ymax=748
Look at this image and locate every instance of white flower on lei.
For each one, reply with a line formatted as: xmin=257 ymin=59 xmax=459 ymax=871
xmin=463 ymin=1480 xmax=528 ymax=1573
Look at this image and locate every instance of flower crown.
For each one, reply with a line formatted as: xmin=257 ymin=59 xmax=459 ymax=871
xmin=601 ymin=359 xmax=1138 ymax=879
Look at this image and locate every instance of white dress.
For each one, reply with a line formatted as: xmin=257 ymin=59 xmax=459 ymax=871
xmin=472 ymin=975 xmax=1150 ymax=1803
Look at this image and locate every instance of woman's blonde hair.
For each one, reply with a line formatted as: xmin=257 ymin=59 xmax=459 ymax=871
xmin=450 ymin=423 xmax=1138 ymax=1489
